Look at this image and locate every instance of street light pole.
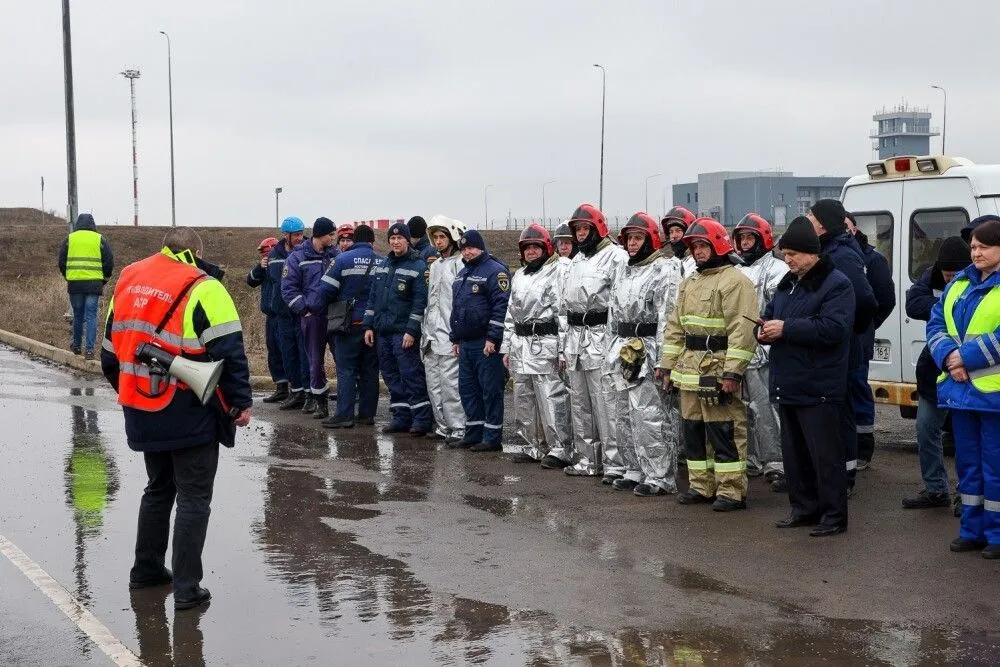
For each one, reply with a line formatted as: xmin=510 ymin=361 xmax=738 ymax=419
xmin=644 ymin=173 xmax=661 ymax=213
xmin=484 ymin=184 xmax=494 ymax=228
xmin=120 ymin=69 xmax=142 ymax=227
xmin=61 ymin=0 xmax=78 ymax=230
xmin=159 ymin=30 xmax=176 ymax=226
xmin=931 ymin=84 xmax=947 ymax=154
xmin=542 ymin=179 xmax=555 ymax=227
xmin=593 ymin=64 xmax=606 ymax=210
xmin=274 ymin=187 xmax=282 ymax=228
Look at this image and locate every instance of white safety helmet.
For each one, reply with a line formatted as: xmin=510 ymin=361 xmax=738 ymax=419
xmin=426 ymin=215 xmax=467 ymax=245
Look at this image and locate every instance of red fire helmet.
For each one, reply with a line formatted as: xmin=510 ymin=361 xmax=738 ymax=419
xmin=734 ymin=213 xmax=775 ymax=251
xmin=618 ymin=212 xmax=663 ymax=250
xmin=683 ymin=217 xmax=734 ymax=256
xmin=518 ymin=223 xmax=554 ymax=256
xmin=567 ymin=203 xmax=608 ymax=239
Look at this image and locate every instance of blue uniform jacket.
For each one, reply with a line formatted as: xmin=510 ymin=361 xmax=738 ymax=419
xmin=281 ymin=240 xmax=336 ymax=316
xmin=450 ymin=253 xmax=511 ymax=345
xmin=855 ymin=231 xmax=896 ymax=361
xmin=246 ymin=263 xmax=275 ymax=315
xmin=267 ymin=241 xmax=296 ymax=316
xmin=763 ymin=255 xmax=856 ymax=406
xmin=821 ymin=230 xmax=877 ymax=369
xmin=412 ymin=237 xmax=438 ymax=263
xmin=928 ymin=263 xmax=1000 ymax=413
xmin=362 ymin=249 xmax=428 ymax=337
xmin=319 ymin=243 xmax=384 ymax=324
xmin=907 ymin=266 xmax=947 ymax=401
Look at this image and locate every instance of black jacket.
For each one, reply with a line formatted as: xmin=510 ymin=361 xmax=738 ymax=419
xmin=906 ymin=266 xmax=946 ymax=401
xmin=820 ymin=230 xmax=876 ymax=369
xmin=855 ymin=230 xmax=896 ymax=360
xmin=58 ymin=214 xmax=114 ymax=295
xmin=764 ymin=255 xmax=856 ymax=405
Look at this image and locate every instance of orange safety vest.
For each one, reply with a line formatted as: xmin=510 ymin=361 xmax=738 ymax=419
xmin=110 ymin=252 xmax=208 ymax=411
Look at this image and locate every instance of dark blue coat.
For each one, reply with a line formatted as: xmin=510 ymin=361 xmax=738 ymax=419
xmin=246 ymin=262 xmax=275 ymax=315
xmin=764 ymin=255 xmax=856 ymax=406
xmin=362 ymin=249 xmax=428 ymax=336
xmin=319 ymin=242 xmax=384 ymax=323
xmin=855 ymin=231 xmax=896 ymax=361
xmin=907 ymin=266 xmax=947 ymax=401
xmin=266 ymin=241 xmax=297 ymax=316
xmin=281 ymin=240 xmax=336 ymax=316
xmin=820 ymin=230 xmax=877 ymax=369
xmin=450 ymin=253 xmax=511 ymax=345
xmin=412 ymin=237 xmax=438 ymax=263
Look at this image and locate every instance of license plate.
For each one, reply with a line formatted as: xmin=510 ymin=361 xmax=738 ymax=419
xmin=873 ymin=340 xmax=891 ymax=362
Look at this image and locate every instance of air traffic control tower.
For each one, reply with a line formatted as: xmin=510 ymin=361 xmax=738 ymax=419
xmin=870 ymin=104 xmax=939 ymax=159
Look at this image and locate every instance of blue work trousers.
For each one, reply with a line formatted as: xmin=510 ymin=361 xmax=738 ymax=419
xmin=951 ymin=409 xmax=1000 ymax=546
xmin=333 ymin=330 xmax=379 ymax=421
xmin=849 ymin=363 xmax=876 ymax=462
xmin=70 ymin=293 xmax=100 ymax=352
xmin=916 ymin=395 xmax=950 ymax=495
xmin=300 ymin=313 xmax=330 ymax=395
xmin=274 ymin=314 xmax=310 ymax=392
xmin=264 ymin=315 xmax=286 ymax=383
xmin=458 ymin=338 xmax=505 ymax=446
xmin=376 ymin=333 xmax=431 ymax=430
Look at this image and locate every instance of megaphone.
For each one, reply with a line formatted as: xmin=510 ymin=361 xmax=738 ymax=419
xmin=134 ymin=342 xmax=224 ymax=406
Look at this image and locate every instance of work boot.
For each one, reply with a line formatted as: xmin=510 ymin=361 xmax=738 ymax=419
xmin=769 ymin=474 xmax=788 ymax=493
xmin=601 ymin=473 xmax=622 ymax=485
xmin=409 ymin=425 xmax=431 ymax=437
xmin=469 ymin=442 xmax=502 ymax=452
xmin=539 ymin=455 xmax=568 ymax=470
xmin=712 ymin=496 xmax=747 ymax=512
xmin=311 ymin=399 xmax=329 ymax=420
xmin=902 ymin=489 xmax=951 ymax=509
xmin=278 ymin=391 xmax=305 ymax=411
xmin=128 ymin=568 xmax=173 ymax=590
xmin=301 ymin=396 xmax=317 ymax=414
xmin=950 ymin=537 xmax=987 ymax=552
xmin=84 ymin=350 xmax=95 ymax=361
xmin=262 ymin=381 xmax=290 ymax=404
xmin=510 ymin=453 xmax=537 ymax=464
xmin=634 ymin=483 xmax=669 ymax=497
xmin=174 ymin=587 xmax=211 ymax=611
xmin=982 ymin=545 xmax=1000 ymax=559
xmin=612 ymin=478 xmax=639 ymax=492
xmin=322 ymin=416 xmax=354 ymax=429
xmin=70 ymin=344 xmax=82 ymax=356
xmin=677 ymin=489 xmax=715 ymax=505
xmin=446 ymin=439 xmax=476 ymax=449
xmin=358 ymin=416 xmax=376 ymax=426
xmin=382 ymin=424 xmax=411 ymax=434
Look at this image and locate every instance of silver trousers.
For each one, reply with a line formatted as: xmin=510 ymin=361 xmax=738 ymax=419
xmin=616 ymin=379 xmax=679 ymax=492
xmin=566 ymin=368 xmax=621 ymax=476
xmin=424 ymin=351 xmax=465 ymax=440
xmin=513 ymin=372 xmax=573 ymax=461
xmin=744 ymin=365 xmax=783 ymax=475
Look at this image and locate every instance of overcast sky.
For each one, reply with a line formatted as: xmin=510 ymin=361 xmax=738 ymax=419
xmin=3 ymin=0 xmax=998 ymax=229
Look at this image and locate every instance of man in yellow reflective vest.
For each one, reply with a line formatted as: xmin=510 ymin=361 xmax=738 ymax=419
xmin=59 ymin=213 xmax=114 ymax=359
xmin=657 ymin=217 xmax=759 ymax=512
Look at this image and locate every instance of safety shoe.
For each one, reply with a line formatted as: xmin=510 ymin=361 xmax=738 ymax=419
xmin=601 ymin=474 xmax=623 ymax=485
xmin=446 ymin=439 xmax=477 ymax=449
xmin=539 ymin=455 xmax=568 ymax=470
xmin=174 ymin=587 xmax=211 ymax=611
xmin=677 ymin=489 xmax=715 ymax=505
xmin=902 ymin=489 xmax=951 ymax=510
xmin=775 ymin=514 xmax=817 ymax=528
xmin=278 ymin=391 xmax=305 ymax=411
xmin=469 ymin=442 xmax=502 ymax=452
xmin=128 ymin=568 xmax=173 ymax=590
xmin=612 ymin=478 xmax=639 ymax=492
xmin=711 ymin=497 xmax=747 ymax=512
xmin=950 ymin=537 xmax=988 ymax=552
xmin=510 ymin=453 xmax=538 ymax=464
xmin=301 ymin=396 xmax=317 ymax=414
xmin=262 ymin=381 xmax=290 ymax=404
xmin=809 ymin=524 xmax=846 ymax=537
xmin=769 ymin=475 xmax=788 ymax=493
xmin=357 ymin=416 xmax=376 ymax=426
xmin=409 ymin=425 xmax=431 ymax=437
xmin=982 ymin=545 xmax=1000 ymax=560
xmin=70 ymin=345 xmax=82 ymax=356
xmin=311 ymin=400 xmax=329 ymax=420
xmin=382 ymin=424 xmax=411 ymax=434
xmin=322 ymin=417 xmax=354 ymax=429
xmin=84 ymin=350 xmax=95 ymax=361
xmin=634 ymin=483 xmax=669 ymax=497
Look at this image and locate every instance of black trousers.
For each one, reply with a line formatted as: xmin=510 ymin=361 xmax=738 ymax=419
xmin=780 ymin=403 xmax=848 ymax=528
xmin=131 ymin=441 xmax=219 ymax=598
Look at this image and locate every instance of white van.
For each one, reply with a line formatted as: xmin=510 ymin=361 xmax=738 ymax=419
xmin=841 ymin=155 xmax=1000 ymax=417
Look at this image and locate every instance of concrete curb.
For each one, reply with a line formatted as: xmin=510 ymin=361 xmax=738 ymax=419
xmin=0 ymin=328 xmax=276 ymax=389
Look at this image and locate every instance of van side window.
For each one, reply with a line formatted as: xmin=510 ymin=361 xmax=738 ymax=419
xmin=909 ymin=208 xmax=970 ymax=280
xmin=852 ymin=212 xmax=893 ymax=269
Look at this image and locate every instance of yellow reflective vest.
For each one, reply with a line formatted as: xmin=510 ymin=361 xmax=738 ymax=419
xmin=66 ymin=229 xmax=105 ymax=282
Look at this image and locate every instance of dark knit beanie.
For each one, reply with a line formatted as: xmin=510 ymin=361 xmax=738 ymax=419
xmin=810 ymin=199 xmax=847 ymax=236
xmin=778 ymin=216 xmax=821 ymax=254
xmin=407 ymin=216 xmax=428 ymax=239
xmin=458 ymin=229 xmax=486 ymax=251
xmin=936 ymin=236 xmax=970 ymax=272
xmin=387 ymin=222 xmax=411 ymax=242
xmin=313 ymin=217 xmax=335 ymax=237
xmin=353 ymin=224 xmax=375 ymax=244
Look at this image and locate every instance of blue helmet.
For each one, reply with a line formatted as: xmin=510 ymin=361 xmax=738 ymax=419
xmin=280 ymin=216 xmax=305 ymax=234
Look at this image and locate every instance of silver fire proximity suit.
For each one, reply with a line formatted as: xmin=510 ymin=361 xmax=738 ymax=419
xmin=608 ymin=251 xmax=683 ymax=492
xmin=422 ymin=251 xmax=465 ymax=441
xmin=562 ymin=238 xmax=629 ymax=476
xmin=501 ymin=254 xmax=573 ymax=462
xmin=737 ymin=251 xmax=789 ymax=477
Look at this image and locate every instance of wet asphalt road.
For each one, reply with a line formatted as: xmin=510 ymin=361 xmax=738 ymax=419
xmin=2 ymin=343 xmax=1000 ymax=666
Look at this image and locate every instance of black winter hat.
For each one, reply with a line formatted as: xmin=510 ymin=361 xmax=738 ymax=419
xmin=313 ymin=217 xmax=335 ymax=237
xmin=407 ymin=216 xmax=427 ymax=239
xmin=387 ymin=222 xmax=411 ymax=242
xmin=809 ymin=199 xmax=847 ymax=235
xmin=353 ymin=224 xmax=375 ymax=244
xmin=936 ymin=236 xmax=970 ymax=272
xmin=778 ymin=216 xmax=821 ymax=254
xmin=962 ymin=215 xmax=1000 ymax=242
xmin=458 ymin=229 xmax=486 ymax=251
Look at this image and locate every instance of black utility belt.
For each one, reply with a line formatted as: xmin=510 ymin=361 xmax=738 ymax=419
xmin=568 ymin=310 xmax=609 ymax=326
xmin=616 ymin=322 xmax=658 ymax=337
xmin=685 ymin=334 xmax=729 ymax=351
xmin=514 ymin=320 xmax=558 ymax=336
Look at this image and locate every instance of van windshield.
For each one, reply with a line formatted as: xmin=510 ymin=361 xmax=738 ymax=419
xmin=852 ymin=212 xmax=893 ymax=268
xmin=909 ymin=208 xmax=970 ymax=281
